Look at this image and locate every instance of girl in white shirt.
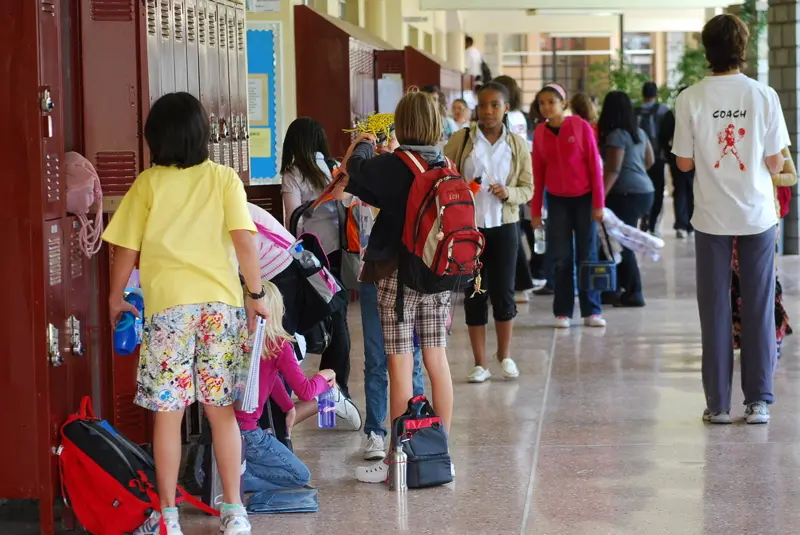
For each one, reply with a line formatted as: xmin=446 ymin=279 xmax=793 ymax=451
xmin=280 ymin=118 xmax=354 ymax=399
xmin=446 ymin=98 xmax=472 ymax=136
xmin=444 ymin=82 xmax=534 ymax=384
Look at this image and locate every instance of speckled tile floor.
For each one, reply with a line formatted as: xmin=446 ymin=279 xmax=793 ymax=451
xmin=3 ymin=207 xmax=799 ymax=535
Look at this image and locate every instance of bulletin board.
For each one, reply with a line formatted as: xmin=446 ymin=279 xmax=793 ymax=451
xmin=246 ymin=21 xmax=282 ymax=184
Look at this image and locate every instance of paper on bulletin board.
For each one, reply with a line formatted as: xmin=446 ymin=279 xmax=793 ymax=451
xmin=378 ymin=74 xmax=404 ymax=113
xmin=247 ymin=0 xmax=280 ymax=12
xmin=248 ymin=74 xmax=269 ymax=126
xmin=250 ymin=129 xmax=272 ymax=158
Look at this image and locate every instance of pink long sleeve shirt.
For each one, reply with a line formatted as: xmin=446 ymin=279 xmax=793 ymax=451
xmin=531 ymin=115 xmax=605 ymax=217
xmin=235 ymin=341 xmax=329 ymax=431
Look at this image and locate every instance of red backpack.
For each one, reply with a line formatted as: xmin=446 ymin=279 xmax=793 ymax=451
xmin=58 ymin=397 xmax=216 ymax=535
xmin=394 ymin=150 xmax=484 ymax=296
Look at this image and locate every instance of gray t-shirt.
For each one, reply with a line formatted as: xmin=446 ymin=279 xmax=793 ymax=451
xmin=604 ymin=128 xmax=654 ymax=195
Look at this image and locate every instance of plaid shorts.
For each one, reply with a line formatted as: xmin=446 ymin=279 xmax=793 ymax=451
xmin=377 ymin=272 xmax=450 ymax=355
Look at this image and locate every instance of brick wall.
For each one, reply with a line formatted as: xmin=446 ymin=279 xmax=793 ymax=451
xmin=768 ymin=0 xmax=799 ymax=254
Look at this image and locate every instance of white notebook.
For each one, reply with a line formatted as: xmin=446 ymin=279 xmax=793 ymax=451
xmin=235 ymin=316 xmax=267 ymax=413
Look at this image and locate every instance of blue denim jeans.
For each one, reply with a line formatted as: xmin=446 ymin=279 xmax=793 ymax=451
xmin=241 ymin=428 xmax=310 ymax=493
xmin=546 ymin=193 xmax=602 ymax=318
xmin=360 ymin=281 xmax=424 ymax=438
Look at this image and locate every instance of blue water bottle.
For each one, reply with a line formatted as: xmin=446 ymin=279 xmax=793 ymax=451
xmin=114 ymin=290 xmax=145 ymax=356
xmin=317 ymin=388 xmax=336 ymax=428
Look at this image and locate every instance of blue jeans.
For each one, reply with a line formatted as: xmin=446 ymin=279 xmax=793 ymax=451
xmin=241 ymin=428 xmax=310 ymax=493
xmin=547 ymin=193 xmax=602 ymax=318
xmin=361 ymin=281 xmax=424 ymax=438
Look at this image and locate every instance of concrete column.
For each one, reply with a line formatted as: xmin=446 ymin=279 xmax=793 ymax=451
xmin=768 ymin=0 xmax=799 ymax=254
xmin=446 ymin=29 xmax=465 ymax=72
xmin=385 ymin=0 xmax=403 ymax=49
xmin=435 ymin=30 xmax=446 ymax=61
xmin=312 ymin=0 xmax=340 ymax=17
xmin=365 ymin=0 xmax=386 ymax=39
xmin=653 ymin=32 xmax=667 ymax=86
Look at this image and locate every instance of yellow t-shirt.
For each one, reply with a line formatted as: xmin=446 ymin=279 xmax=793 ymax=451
xmin=102 ymin=160 xmax=256 ymax=316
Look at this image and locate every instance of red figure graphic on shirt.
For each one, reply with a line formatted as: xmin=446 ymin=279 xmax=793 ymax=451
xmin=715 ymin=124 xmax=747 ymax=171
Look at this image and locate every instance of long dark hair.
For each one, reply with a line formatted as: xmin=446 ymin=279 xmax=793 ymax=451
xmin=492 ymin=75 xmax=523 ymax=112
xmin=597 ymin=91 xmax=641 ymax=147
xmin=280 ymin=117 xmax=333 ymax=191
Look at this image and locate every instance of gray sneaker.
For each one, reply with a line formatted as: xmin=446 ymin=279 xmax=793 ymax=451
xmin=745 ymin=401 xmax=770 ymax=424
xmin=702 ymin=409 xmax=732 ymax=424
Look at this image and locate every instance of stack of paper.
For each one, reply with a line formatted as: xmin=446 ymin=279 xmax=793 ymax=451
xmin=235 ymin=316 xmax=267 ymax=413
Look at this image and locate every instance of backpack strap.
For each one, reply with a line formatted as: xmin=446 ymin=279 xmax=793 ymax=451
xmin=395 ymin=150 xmax=428 ymax=177
xmin=254 ymin=222 xmax=293 ymax=250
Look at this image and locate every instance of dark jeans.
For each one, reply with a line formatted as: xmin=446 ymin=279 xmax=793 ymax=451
xmin=670 ymin=161 xmax=695 ymax=231
xmin=645 ymin=160 xmax=666 ymax=232
xmin=515 ymin=228 xmax=534 ymax=291
xmin=464 ymin=223 xmax=518 ymax=326
xmin=519 ymin=214 xmax=545 ymax=280
xmin=319 ymin=249 xmax=351 ymax=398
xmin=606 ymin=191 xmax=654 ymax=303
xmin=547 ymin=193 xmax=601 ymax=318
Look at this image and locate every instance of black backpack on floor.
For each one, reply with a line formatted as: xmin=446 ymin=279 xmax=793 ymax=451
xmin=392 ymin=396 xmax=453 ymax=488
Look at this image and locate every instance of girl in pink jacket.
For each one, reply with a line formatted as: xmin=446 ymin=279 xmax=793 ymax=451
xmin=531 ymin=84 xmax=606 ymax=329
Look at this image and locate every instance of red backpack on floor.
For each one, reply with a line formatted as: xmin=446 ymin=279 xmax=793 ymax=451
xmin=395 ymin=150 xmax=484 ymax=295
xmin=58 ymin=397 xmax=217 ymax=535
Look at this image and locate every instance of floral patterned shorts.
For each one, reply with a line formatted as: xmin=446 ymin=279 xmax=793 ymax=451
xmin=134 ymin=302 xmax=247 ymax=412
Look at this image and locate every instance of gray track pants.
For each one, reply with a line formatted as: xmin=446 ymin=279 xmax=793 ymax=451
xmin=695 ymin=228 xmax=777 ymax=413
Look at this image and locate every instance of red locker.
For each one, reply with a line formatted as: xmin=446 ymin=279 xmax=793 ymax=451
xmin=235 ymin=7 xmax=250 ymax=182
xmin=216 ymin=2 xmax=232 ymax=168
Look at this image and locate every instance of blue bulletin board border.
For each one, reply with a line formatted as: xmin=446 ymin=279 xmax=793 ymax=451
xmin=247 ymin=21 xmax=282 ymax=184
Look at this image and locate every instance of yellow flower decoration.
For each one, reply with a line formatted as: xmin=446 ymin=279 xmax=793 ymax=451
xmin=344 ymin=113 xmax=395 ymax=140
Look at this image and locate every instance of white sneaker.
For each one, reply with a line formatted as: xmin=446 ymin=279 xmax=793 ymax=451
xmin=468 ymin=365 xmax=491 ymax=383
xmin=745 ymin=401 xmax=770 ymax=424
xmin=363 ymin=432 xmax=387 ymax=461
xmin=702 ymin=409 xmax=732 ymax=424
xmin=450 ymin=462 xmax=456 ymax=478
xmin=515 ymin=291 xmax=530 ymax=303
xmin=583 ymin=315 xmax=606 ymax=328
xmin=161 ymin=509 xmax=182 ymax=535
xmin=355 ymin=459 xmax=388 ymax=484
xmin=532 ymin=278 xmax=547 ymax=288
xmin=498 ymin=356 xmax=519 ymax=379
xmin=333 ymin=386 xmax=362 ymax=431
xmin=554 ymin=317 xmax=571 ymax=329
xmin=220 ymin=505 xmax=251 ymax=535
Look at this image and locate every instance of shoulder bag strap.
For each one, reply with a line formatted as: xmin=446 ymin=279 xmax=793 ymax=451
xmin=395 ymin=150 xmax=428 ymax=177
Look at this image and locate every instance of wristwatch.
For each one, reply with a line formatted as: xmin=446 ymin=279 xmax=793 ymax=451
xmin=247 ymin=285 xmax=266 ymax=300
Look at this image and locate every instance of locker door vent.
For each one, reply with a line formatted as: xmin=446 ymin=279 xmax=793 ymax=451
xmin=174 ymin=2 xmax=184 ymax=42
xmin=45 ymin=153 xmax=61 ymax=203
xmin=69 ymin=226 xmax=84 ymax=279
xmin=208 ymin=11 xmax=216 ymax=47
xmin=237 ymin=20 xmax=244 ymax=51
xmin=114 ymin=395 xmax=147 ymax=441
xmin=146 ymin=0 xmax=157 ymax=34
xmin=41 ymin=0 xmax=56 ymax=15
xmin=218 ymin=16 xmax=225 ymax=50
xmin=198 ymin=8 xmax=206 ymax=44
xmin=90 ymin=0 xmax=133 ymax=21
xmin=47 ymin=230 xmax=62 ymax=287
xmin=160 ymin=0 xmax=170 ymax=40
xmin=227 ymin=16 xmax=235 ymax=50
xmin=95 ymin=151 xmax=137 ymax=195
xmin=187 ymin=6 xmax=196 ymax=43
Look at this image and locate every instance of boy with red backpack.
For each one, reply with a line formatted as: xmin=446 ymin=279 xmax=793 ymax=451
xmin=335 ymin=90 xmax=482 ymax=481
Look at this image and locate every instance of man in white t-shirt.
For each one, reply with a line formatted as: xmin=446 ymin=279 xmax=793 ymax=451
xmin=464 ymin=36 xmax=483 ymax=79
xmin=672 ymin=14 xmax=789 ymax=426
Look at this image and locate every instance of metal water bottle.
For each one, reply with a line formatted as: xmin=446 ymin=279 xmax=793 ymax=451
xmin=388 ymin=442 xmax=408 ymax=492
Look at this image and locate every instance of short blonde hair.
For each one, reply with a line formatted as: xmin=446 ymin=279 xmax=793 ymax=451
xmin=394 ymin=88 xmax=442 ymax=147
xmin=259 ymin=280 xmax=295 ymax=358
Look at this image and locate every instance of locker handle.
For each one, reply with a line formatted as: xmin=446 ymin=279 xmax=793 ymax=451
xmin=47 ymin=323 xmax=63 ymax=366
xmin=210 ymin=115 xmax=220 ymax=143
xmin=219 ymin=118 xmax=229 ymax=140
xmin=68 ymin=315 xmax=85 ymax=356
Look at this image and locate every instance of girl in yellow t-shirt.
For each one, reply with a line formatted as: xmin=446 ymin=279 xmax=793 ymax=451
xmin=103 ymin=92 xmax=267 ymax=535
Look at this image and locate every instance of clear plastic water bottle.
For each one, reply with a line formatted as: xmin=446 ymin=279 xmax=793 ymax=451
xmin=533 ymin=225 xmax=546 ymax=255
xmin=291 ymin=243 xmax=321 ymax=270
xmin=317 ymin=388 xmax=336 ymax=428
xmin=114 ymin=289 xmax=145 ymax=356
